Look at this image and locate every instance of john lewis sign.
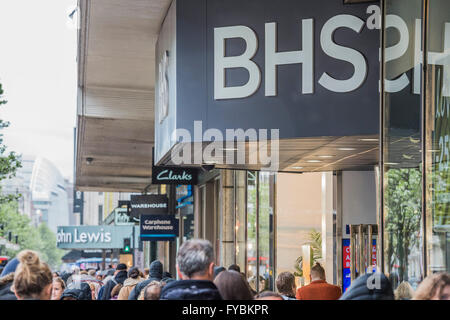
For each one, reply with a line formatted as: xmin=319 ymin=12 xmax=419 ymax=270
xmin=56 ymin=225 xmax=139 ymax=249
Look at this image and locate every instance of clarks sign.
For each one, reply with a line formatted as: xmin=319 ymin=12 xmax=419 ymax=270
xmin=152 ymin=166 xmax=198 ymax=185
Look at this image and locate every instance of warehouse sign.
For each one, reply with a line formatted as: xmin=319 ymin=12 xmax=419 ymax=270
xmin=56 ymin=225 xmax=139 ymax=249
xmin=140 ymin=215 xmax=178 ymax=241
xmin=130 ymin=195 xmax=169 ymax=218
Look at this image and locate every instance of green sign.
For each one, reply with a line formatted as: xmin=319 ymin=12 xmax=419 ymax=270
xmin=56 ymin=225 xmax=139 ymax=249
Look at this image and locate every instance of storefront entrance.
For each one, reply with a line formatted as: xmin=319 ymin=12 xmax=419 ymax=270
xmin=195 ymin=169 xmax=379 ymax=293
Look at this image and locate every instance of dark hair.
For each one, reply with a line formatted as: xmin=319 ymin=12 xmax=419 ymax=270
xmin=276 ymin=272 xmax=295 ymax=296
xmin=111 ymin=283 xmax=123 ymax=298
xmin=228 ymin=264 xmax=241 ymax=273
xmin=311 ymin=262 xmax=325 ymax=279
xmin=128 ymin=267 xmax=140 ymax=279
xmin=214 ymin=270 xmax=254 ymax=300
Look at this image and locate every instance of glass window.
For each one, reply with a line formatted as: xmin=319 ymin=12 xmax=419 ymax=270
xmin=425 ymin=0 xmax=450 ymax=275
xmin=235 ymin=170 xmax=247 ymax=273
xmin=383 ymin=0 xmax=424 ymax=289
xmin=246 ymin=171 xmax=258 ymax=291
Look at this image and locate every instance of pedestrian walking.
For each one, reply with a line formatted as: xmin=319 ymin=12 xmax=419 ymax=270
xmin=276 ymin=272 xmax=297 ymax=300
xmin=254 ymin=291 xmax=284 ymax=300
xmin=394 ymin=281 xmax=414 ymax=300
xmin=99 ymin=263 xmax=127 ymax=300
xmin=0 ymin=258 xmax=19 ymax=300
xmin=214 ymin=270 xmax=254 ymax=300
xmin=296 ymin=262 xmax=341 ymax=300
xmin=340 ymin=272 xmax=394 ymax=300
xmin=128 ymin=260 xmax=164 ymax=300
xmin=12 ymin=250 xmax=53 ymax=300
xmin=143 ymin=281 xmax=163 ymax=300
xmin=118 ymin=266 xmax=142 ymax=300
xmin=160 ymin=239 xmax=222 ymax=300
xmin=51 ymin=277 xmax=66 ymax=300
xmin=413 ymin=272 xmax=450 ymax=300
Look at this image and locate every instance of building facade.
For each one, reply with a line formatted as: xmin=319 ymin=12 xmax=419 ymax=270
xmin=74 ymin=0 xmax=450 ymax=292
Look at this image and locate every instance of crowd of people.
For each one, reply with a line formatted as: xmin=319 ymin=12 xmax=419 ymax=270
xmin=0 ymin=238 xmax=449 ymax=300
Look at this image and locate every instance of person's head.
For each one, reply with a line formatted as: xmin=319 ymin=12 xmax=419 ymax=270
xmin=276 ymin=272 xmax=296 ymax=297
xmin=115 ymin=263 xmax=127 ymax=275
xmin=12 ymin=250 xmax=53 ymax=300
xmin=71 ymin=266 xmax=80 ymax=275
xmin=228 ymin=264 xmax=241 ymax=273
xmin=88 ymin=269 xmax=96 ymax=277
xmin=149 ymin=260 xmax=163 ymax=280
xmin=51 ymin=277 xmax=66 ymax=300
xmin=310 ymin=262 xmax=326 ymax=281
xmin=128 ymin=267 xmax=140 ymax=279
xmin=413 ymin=273 xmax=450 ymax=300
xmin=176 ymin=239 xmax=215 ymax=281
xmin=80 ymin=270 xmax=88 ymax=275
xmin=213 ymin=266 xmax=226 ymax=279
xmin=88 ymin=282 xmax=96 ymax=300
xmin=214 ymin=270 xmax=254 ymax=300
xmin=394 ymin=281 xmax=414 ymax=300
xmin=143 ymin=281 xmax=162 ymax=300
xmin=52 ymin=272 xmax=60 ymax=278
xmin=255 ymin=291 xmax=283 ymax=300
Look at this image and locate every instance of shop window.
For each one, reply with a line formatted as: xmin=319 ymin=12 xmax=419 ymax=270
xmin=425 ymin=0 xmax=450 ymax=275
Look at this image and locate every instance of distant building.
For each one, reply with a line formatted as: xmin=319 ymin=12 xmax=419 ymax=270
xmin=1 ymin=155 xmax=71 ymax=233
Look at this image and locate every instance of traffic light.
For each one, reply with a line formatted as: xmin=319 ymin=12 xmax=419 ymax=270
xmin=123 ymin=238 xmax=131 ymax=253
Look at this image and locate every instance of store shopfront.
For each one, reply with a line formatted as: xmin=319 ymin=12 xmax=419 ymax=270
xmin=151 ymin=0 xmax=450 ymax=293
xmin=381 ymin=0 xmax=450 ymax=289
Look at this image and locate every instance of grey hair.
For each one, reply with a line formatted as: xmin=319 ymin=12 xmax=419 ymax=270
xmin=177 ymin=239 xmax=214 ymax=278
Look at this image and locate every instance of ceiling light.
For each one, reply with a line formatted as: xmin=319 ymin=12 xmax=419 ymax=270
xmin=358 ymin=138 xmax=379 ymax=142
xmin=291 ymin=166 xmax=304 ymax=170
xmin=306 ymin=160 xmax=322 ymax=163
xmin=338 ymin=148 xmax=357 ymax=151
xmin=318 ymin=155 xmax=334 ymax=158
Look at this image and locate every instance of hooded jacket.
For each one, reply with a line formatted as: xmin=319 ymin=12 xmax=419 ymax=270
xmin=99 ymin=270 xmax=128 ymax=300
xmin=117 ymin=277 xmax=141 ymax=300
xmin=60 ymin=282 xmax=92 ymax=300
xmin=0 ymin=258 xmax=19 ymax=277
xmin=0 ymin=273 xmax=16 ymax=300
xmin=128 ymin=261 xmax=163 ymax=300
xmin=160 ymin=280 xmax=223 ymax=300
xmin=339 ymin=273 xmax=394 ymax=300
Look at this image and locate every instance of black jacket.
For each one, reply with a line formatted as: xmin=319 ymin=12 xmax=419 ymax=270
xmin=340 ymin=273 xmax=394 ymax=300
xmin=60 ymin=282 xmax=92 ymax=300
xmin=128 ymin=261 xmax=163 ymax=300
xmin=160 ymin=280 xmax=222 ymax=300
xmin=100 ymin=270 xmax=128 ymax=300
xmin=0 ymin=273 xmax=16 ymax=300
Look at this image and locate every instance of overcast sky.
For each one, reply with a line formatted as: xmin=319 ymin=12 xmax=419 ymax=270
xmin=0 ymin=0 xmax=77 ymax=181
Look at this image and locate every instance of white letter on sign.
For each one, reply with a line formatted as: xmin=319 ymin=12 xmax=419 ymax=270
xmin=319 ymin=15 xmax=367 ymax=93
xmin=214 ymin=26 xmax=261 ymax=100
xmin=265 ymin=19 xmax=314 ymax=96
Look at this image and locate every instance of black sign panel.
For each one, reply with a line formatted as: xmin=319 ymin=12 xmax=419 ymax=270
xmin=151 ymin=166 xmax=198 ymax=185
xmin=130 ymin=195 xmax=168 ymax=218
xmin=140 ymin=215 xmax=179 ymax=241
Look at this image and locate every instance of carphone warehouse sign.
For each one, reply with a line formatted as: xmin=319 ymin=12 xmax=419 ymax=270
xmin=140 ymin=215 xmax=179 ymax=241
